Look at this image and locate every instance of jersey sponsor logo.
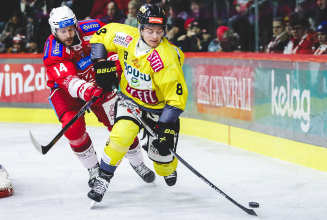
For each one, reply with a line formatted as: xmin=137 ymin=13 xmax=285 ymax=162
xmin=126 ymin=83 xmax=158 ymax=104
xmin=43 ymin=39 xmax=50 ymax=60
xmin=51 ymin=39 xmax=63 ymax=57
xmin=149 ymin=17 xmax=163 ymax=24
xmin=147 ymin=50 xmax=164 ymax=72
xmin=113 ymin=32 xmax=134 ymax=48
xmin=80 ymin=22 xmax=100 ymax=33
xmin=76 ymin=55 xmax=93 ymax=70
xmin=58 ymin=18 xmax=74 ymax=28
xmin=131 ymin=58 xmax=140 ymax=68
xmin=124 ymin=61 xmax=152 ymax=90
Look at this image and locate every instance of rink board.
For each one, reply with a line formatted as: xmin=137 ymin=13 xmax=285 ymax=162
xmin=1 ymin=106 xmax=326 ymax=172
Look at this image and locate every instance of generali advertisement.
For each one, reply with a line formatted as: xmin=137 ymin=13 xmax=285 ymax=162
xmin=0 ymin=63 xmax=49 ymax=103
xmin=195 ymin=64 xmax=252 ymax=121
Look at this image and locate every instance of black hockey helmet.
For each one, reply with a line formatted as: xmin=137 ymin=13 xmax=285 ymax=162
xmin=137 ymin=4 xmax=167 ymax=30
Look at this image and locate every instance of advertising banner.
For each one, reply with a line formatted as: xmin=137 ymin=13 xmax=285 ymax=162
xmin=195 ymin=64 xmax=252 ymax=121
xmin=255 ymin=67 xmax=327 ymax=137
xmin=0 ymin=63 xmax=49 ymax=103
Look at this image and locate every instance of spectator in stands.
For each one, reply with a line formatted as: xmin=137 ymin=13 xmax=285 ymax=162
xmin=267 ymin=17 xmax=290 ymax=54
xmin=208 ymin=26 xmax=229 ymax=52
xmin=117 ymin=0 xmax=132 ymax=14
xmin=216 ymin=28 xmax=240 ymax=52
xmin=0 ymin=0 xmax=20 ymax=33
xmin=284 ymin=17 xmax=318 ymax=54
xmin=0 ymin=10 xmax=28 ymax=50
xmin=100 ymin=1 xmax=127 ymax=24
xmin=124 ymin=0 xmax=140 ymax=28
xmin=177 ymin=19 xmax=208 ymax=52
xmin=7 ymin=34 xmax=26 ymax=53
xmin=31 ymin=0 xmax=52 ymax=53
xmin=167 ymin=0 xmax=190 ymax=27
xmin=229 ymin=1 xmax=253 ymax=51
xmin=314 ymin=0 xmax=327 ymax=29
xmin=201 ymin=26 xmax=212 ymax=51
xmin=89 ymin=0 xmax=110 ymax=20
xmin=189 ymin=0 xmax=210 ymax=20
xmin=20 ymin=0 xmax=36 ymax=18
xmin=167 ymin=17 xmax=185 ymax=46
xmin=314 ymin=21 xmax=327 ymax=55
xmin=26 ymin=41 xmax=38 ymax=53
xmin=284 ymin=12 xmax=299 ymax=40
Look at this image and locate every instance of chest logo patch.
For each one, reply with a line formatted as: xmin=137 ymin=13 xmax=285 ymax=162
xmin=113 ymin=32 xmax=133 ymax=48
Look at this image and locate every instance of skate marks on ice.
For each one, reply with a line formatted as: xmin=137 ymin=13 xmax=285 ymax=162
xmin=1 ymin=123 xmax=327 ymax=219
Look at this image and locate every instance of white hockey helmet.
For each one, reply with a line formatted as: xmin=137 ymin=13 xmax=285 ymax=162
xmin=48 ymin=6 xmax=77 ymax=37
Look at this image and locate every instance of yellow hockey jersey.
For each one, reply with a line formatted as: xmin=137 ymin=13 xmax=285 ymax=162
xmin=90 ymin=23 xmax=188 ymax=111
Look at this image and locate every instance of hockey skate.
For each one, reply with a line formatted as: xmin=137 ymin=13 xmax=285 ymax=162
xmin=0 ymin=165 xmax=13 ymax=198
xmin=130 ymin=162 xmax=156 ymax=184
xmin=164 ymin=170 xmax=177 ymax=186
xmin=88 ymin=169 xmax=113 ymax=203
xmin=87 ymin=163 xmax=100 ymax=188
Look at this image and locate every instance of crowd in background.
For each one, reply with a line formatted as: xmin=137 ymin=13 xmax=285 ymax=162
xmin=1 ymin=0 xmax=327 ymax=55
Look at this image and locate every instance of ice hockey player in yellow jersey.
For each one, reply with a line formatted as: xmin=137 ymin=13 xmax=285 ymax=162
xmin=87 ymin=4 xmax=188 ymax=203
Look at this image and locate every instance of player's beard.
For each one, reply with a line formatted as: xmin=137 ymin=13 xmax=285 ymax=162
xmin=63 ymin=37 xmax=74 ymax=46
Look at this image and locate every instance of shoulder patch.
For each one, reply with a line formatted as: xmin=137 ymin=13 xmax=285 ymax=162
xmin=147 ymin=50 xmax=164 ymax=72
xmin=51 ymin=39 xmax=63 ymax=57
xmin=76 ymin=55 xmax=93 ymax=70
xmin=113 ymin=32 xmax=134 ymax=48
xmin=43 ymin=39 xmax=50 ymax=60
xmin=80 ymin=21 xmax=101 ymax=33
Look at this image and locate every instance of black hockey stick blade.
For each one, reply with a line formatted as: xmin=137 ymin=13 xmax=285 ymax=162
xmin=29 ymin=130 xmax=51 ymax=154
xmin=29 ymin=96 xmax=97 ymax=155
xmin=111 ymin=85 xmax=260 ymax=217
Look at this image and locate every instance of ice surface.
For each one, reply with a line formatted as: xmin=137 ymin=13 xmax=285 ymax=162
xmin=1 ymin=122 xmax=327 ymax=220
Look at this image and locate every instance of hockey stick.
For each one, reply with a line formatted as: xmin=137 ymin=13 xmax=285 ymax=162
xmin=112 ymin=85 xmax=260 ymax=218
xmin=29 ymin=96 xmax=98 ymax=155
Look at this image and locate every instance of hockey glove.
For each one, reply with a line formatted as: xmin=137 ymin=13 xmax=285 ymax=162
xmin=78 ymin=83 xmax=105 ymax=106
xmin=94 ymin=60 xmax=119 ymax=92
xmin=152 ymin=122 xmax=176 ymax=156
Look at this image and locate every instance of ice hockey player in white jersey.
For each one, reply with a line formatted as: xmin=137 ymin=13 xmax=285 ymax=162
xmin=0 ymin=165 xmax=13 ymax=198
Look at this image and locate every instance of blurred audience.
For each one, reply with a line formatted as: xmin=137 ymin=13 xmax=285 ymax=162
xmin=0 ymin=10 xmax=28 ymax=51
xmin=218 ymin=29 xmax=240 ymax=52
xmin=124 ymin=0 xmax=140 ymax=28
xmin=0 ymin=0 xmax=20 ymax=33
xmin=167 ymin=18 xmax=185 ymax=46
xmin=267 ymin=17 xmax=290 ymax=54
xmin=284 ymin=12 xmax=299 ymax=40
xmin=313 ymin=0 xmax=327 ymax=28
xmin=314 ymin=21 xmax=327 ymax=55
xmin=100 ymin=1 xmax=127 ymax=24
xmin=208 ymin=26 xmax=229 ymax=52
xmin=89 ymin=0 xmax=110 ymax=20
xmin=7 ymin=34 xmax=26 ymax=53
xmin=284 ymin=16 xmax=318 ymax=54
xmin=167 ymin=0 xmax=190 ymax=27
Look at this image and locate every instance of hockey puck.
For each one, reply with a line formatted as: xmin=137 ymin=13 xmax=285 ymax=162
xmin=249 ymin=202 xmax=259 ymax=208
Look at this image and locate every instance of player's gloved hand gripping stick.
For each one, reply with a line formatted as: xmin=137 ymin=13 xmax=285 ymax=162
xmin=111 ymin=85 xmax=260 ymax=218
xmin=29 ymin=96 xmax=98 ymax=155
